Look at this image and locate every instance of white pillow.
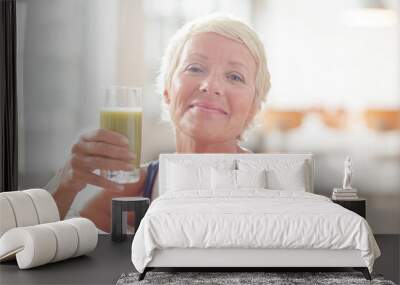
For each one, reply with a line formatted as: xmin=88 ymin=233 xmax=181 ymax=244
xmin=238 ymin=159 xmax=308 ymax=191
xmin=167 ymin=162 xmax=211 ymax=191
xmin=266 ymin=166 xmax=306 ymax=191
xmin=236 ymin=169 xmax=267 ymax=189
xmin=211 ymin=169 xmax=267 ymax=190
xmin=211 ymin=168 xmax=236 ymax=190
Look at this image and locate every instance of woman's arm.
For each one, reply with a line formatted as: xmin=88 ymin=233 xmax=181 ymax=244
xmin=52 ymin=181 xmax=81 ymax=220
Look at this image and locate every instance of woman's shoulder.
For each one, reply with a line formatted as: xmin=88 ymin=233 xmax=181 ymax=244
xmin=142 ymin=160 xmax=159 ymax=199
xmin=140 ymin=159 xmax=159 ymax=169
xmin=138 ymin=160 xmax=159 ymax=183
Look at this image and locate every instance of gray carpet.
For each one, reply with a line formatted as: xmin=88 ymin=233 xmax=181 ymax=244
xmin=116 ymin=271 xmax=397 ymax=285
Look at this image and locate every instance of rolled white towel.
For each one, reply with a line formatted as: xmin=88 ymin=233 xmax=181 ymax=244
xmin=0 ymin=218 xmax=98 ymax=269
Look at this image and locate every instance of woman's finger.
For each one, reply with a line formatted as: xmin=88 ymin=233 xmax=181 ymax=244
xmin=74 ymin=169 xmax=125 ymax=192
xmin=72 ymin=141 xmax=135 ymax=161
xmin=80 ymin=129 xmax=130 ymax=146
xmin=70 ymin=153 xmax=133 ymax=172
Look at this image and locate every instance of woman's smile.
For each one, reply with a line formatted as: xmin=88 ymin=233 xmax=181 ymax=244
xmin=188 ymin=101 xmax=229 ymax=115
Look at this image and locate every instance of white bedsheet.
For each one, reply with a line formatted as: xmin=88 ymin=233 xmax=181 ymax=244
xmin=131 ymin=190 xmax=380 ymax=273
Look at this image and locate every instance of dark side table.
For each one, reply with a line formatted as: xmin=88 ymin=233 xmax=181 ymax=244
xmin=112 ymin=197 xmax=150 ymax=241
xmin=332 ymin=198 xmax=366 ymax=218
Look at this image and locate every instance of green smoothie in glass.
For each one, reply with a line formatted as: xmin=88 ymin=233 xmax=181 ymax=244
xmin=100 ymin=87 xmax=142 ymax=183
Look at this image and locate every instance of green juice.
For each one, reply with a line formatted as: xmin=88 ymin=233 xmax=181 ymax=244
xmin=100 ymin=108 xmax=142 ymax=168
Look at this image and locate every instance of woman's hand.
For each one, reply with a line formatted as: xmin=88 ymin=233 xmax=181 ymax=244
xmin=59 ymin=128 xmax=136 ymax=193
xmin=53 ymin=129 xmax=139 ymax=219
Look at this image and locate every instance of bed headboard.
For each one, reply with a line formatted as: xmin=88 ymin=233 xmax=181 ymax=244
xmin=158 ymin=153 xmax=314 ymax=195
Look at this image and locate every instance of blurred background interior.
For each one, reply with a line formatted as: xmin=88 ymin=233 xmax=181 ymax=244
xmin=16 ymin=0 xmax=399 ymax=234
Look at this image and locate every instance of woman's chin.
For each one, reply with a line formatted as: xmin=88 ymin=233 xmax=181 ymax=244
xmin=184 ymin=112 xmax=228 ymax=126
xmin=178 ymin=113 xmax=235 ymax=139
xmin=179 ymin=122 xmax=229 ymax=142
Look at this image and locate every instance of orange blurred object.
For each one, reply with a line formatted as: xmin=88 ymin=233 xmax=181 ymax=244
xmin=317 ymin=108 xmax=348 ymax=129
xmin=262 ymin=110 xmax=305 ymax=132
xmin=363 ymin=109 xmax=400 ymax=131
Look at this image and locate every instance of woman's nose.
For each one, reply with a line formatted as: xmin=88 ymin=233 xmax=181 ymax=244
xmin=199 ymin=73 xmax=223 ymax=96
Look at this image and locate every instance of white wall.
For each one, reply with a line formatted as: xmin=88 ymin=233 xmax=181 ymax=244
xmin=256 ymin=0 xmax=399 ymax=109
xmin=17 ymin=0 xmax=118 ymax=187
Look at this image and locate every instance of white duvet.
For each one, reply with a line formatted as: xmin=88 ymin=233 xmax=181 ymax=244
xmin=131 ymin=190 xmax=380 ymax=273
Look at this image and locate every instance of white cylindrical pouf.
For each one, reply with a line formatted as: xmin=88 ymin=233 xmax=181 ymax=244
xmin=42 ymin=221 xmax=79 ymax=262
xmin=0 ymin=226 xmax=57 ymax=269
xmin=64 ymin=218 xmax=98 ymax=257
xmin=0 ymin=196 xmax=17 ymax=237
xmin=24 ymin=189 xmax=60 ymax=223
xmin=1 ymin=192 xmax=39 ymax=227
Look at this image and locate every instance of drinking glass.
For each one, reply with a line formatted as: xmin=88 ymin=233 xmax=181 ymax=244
xmin=100 ymin=86 xmax=142 ymax=183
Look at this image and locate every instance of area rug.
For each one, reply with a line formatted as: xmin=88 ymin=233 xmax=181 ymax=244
xmin=116 ymin=271 xmax=397 ymax=285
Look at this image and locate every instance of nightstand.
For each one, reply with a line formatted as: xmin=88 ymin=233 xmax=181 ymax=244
xmin=111 ymin=197 xmax=150 ymax=241
xmin=332 ymin=198 xmax=366 ymax=218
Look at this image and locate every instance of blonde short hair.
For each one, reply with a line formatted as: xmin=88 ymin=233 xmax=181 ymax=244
xmin=157 ymin=14 xmax=271 ymax=129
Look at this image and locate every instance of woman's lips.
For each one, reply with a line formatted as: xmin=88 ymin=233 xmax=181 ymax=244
xmin=189 ymin=103 xmax=228 ymax=115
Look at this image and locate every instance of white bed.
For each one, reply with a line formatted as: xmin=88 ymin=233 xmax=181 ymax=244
xmin=131 ymin=153 xmax=380 ymax=281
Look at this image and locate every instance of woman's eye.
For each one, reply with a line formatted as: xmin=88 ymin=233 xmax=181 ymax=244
xmin=228 ymin=73 xmax=245 ymax=83
xmin=186 ymin=65 xmax=204 ymax=73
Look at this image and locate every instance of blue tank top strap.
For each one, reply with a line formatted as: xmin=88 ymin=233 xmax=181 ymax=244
xmin=143 ymin=160 xmax=159 ymax=200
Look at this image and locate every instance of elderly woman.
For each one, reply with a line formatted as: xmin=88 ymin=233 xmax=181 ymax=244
xmin=51 ymin=14 xmax=270 ymax=232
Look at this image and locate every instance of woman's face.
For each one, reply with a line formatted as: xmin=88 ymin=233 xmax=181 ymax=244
xmin=164 ymin=32 xmax=258 ymax=143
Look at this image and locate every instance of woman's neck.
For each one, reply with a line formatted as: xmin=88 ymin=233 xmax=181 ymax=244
xmin=175 ymin=131 xmax=242 ymax=153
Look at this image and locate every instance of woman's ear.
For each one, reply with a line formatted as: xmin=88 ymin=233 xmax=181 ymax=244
xmin=163 ymin=89 xmax=171 ymax=104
